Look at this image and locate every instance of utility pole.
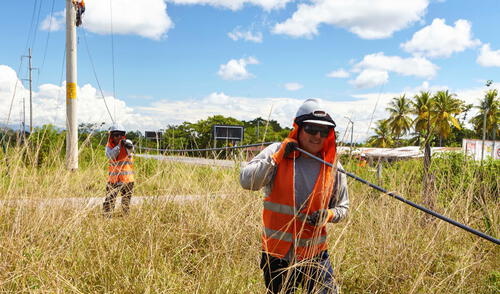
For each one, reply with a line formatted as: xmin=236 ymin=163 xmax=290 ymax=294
xmin=21 ymin=48 xmax=34 ymax=133
xmin=344 ymin=116 xmax=354 ymax=154
xmin=481 ymin=80 xmax=493 ymax=166
xmin=66 ymin=0 xmax=78 ymax=170
xmin=480 ymin=107 xmax=489 ymax=165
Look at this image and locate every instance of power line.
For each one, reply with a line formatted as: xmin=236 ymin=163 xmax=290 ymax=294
xmin=37 ymin=0 xmax=57 ymax=86
xmin=81 ymin=29 xmax=116 ymax=124
xmin=109 ymin=0 xmax=117 ymax=121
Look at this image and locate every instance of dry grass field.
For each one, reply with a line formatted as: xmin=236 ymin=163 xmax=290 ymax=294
xmin=0 ymin=142 xmax=498 ymax=293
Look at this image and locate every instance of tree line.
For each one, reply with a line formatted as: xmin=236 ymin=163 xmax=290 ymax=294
xmin=368 ymin=88 xmax=499 ymax=148
xmin=0 ymin=88 xmax=498 ymax=159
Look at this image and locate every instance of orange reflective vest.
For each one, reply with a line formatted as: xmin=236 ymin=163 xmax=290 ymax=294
xmin=107 ymin=137 xmax=134 ymax=184
xmin=262 ymin=123 xmax=337 ymax=260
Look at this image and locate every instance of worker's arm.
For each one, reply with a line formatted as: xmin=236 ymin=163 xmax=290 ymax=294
xmin=239 ymin=143 xmax=280 ymax=191
xmin=328 ymin=162 xmax=350 ymax=223
xmin=105 ymin=144 xmax=121 ymax=160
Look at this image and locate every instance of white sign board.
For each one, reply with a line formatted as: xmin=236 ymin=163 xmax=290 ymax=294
xmin=462 ymin=139 xmax=500 ymax=160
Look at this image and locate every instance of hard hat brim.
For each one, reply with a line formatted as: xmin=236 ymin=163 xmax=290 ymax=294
xmin=302 ymin=119 xmax=336 ymax=127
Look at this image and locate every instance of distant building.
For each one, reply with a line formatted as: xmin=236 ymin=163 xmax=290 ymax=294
xmin=463 ymin=139 xmax=500 ymax=161
xmin=338 ymin=146 xmax=462 ymax=164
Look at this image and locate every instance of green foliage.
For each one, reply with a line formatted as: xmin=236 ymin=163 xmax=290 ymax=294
xmin=470 ymin=89 xmax=500 ymax=140
xmin=27 ymin=124 xmax=65 ymax=167
xmin=367 ymin=119 xmax=394 ymax=147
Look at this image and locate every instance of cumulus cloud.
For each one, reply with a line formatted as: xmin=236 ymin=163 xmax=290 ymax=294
xmin=40 ymin=11 xmax=65 ymax=32
xmin=350 ymin=69 xmax=388 ymax=89
xmin=273 ymin=0 xmax=429 ymax=39
xmin=228 ymin=27 xmax=263 ymax=43
xmin=401 ymin=18 xmax=481 ymax=58
xmin=41 ymin=0 xmax=173 ymax=40
xmin=0 ymin=65 xmax=157 ymax=132
xmin=217 ymin=57 xmax=259 ymax=80
xmin=353 ymin=52 xmax=439 ymax=79
xmin=168 ymin=0 xmax=293 ymax=11
xmin=326 ymin=69 xmax=350 ymax=78
xmin=284 ymin=83 xmax=303 ymax=91
xmin=477 ymin=44 xmax=500 ymax=67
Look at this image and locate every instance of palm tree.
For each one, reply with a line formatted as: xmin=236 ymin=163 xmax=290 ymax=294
xmin=367 ymin=119 xmax=394 ymax=147
xmin=470 ymin=89 xmax=500 ymax=139
xmin=411 ymin=91 xmax=433 ymax=145
xmin=431 ymin=90 xmax=463 ymax=146
xmin=386 ymin=94 xmax=412 ymax=145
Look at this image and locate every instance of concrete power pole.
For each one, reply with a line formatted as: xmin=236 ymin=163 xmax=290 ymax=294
xmin=66 ymin=0 xmax=78 ymax=170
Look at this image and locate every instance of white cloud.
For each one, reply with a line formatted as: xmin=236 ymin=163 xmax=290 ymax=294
xmin=228 ymin=27 xmax=263 ymax=43
xmin=0 ymin=65 xmax=157 ymax=132
xmin=168 ymin=0 xmax=293 ymax=11
xmin=353 ymin=52 xmax=439 ymax=79
xmin=217 ymin=57 xmax=259 ymax=80
xmin=284 ymin=83 xmax=303 ymax=91
xmin=41 ymin=0 xmax=173 ymax=40
xmin=40 ymin=11 xmax=65 ymax=32
xmin=401 ymin=18 xmax=481 ymax=58
xmin=3 ymin=64 xmax=497 ymax=142
xmin=350 ymin=69 xmax=388 ymax=89
xmin=273 ymin=0 xmax=429 ymax=39
xmin=327 ymin=69 xmax=350 ymax=78
xmin=477 ymin=44 xmax=500 ymax=67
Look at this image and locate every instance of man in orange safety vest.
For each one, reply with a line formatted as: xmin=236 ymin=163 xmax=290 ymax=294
xmin=103 ymin=125 xmax=135 ymax=216
xmin=240 ymin=99 xmax=349 ymax=293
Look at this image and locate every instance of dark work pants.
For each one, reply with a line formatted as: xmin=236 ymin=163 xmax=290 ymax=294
xmin=260 ymin=251 xmax=337 ymax=294
xmin=103 ymin=182 xmax=134 ymax=214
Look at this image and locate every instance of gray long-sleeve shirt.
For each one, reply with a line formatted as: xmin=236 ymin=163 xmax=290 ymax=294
xmin=105 ymin=141 xmax=133 ymax=160
xmin=240 ymin=143 xmax=349 ymax=223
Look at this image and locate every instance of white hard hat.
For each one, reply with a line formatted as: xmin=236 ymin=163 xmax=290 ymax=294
xmin=109 ymin=124 xmax=125 ymax=135
xmin=294 ymin=99 xmax=336 ymax=127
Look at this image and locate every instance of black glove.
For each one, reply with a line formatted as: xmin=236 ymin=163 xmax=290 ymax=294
xmin=272 ymin=138 xmax=298 ymax=164
xmin=284 ymin=141 xmax=298 ymax=158
xmin=306 ymin=210 xmax=333 ymax=226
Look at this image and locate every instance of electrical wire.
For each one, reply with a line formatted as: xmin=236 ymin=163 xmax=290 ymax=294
xmin=81 ymin=29 xmax=116 ymax=124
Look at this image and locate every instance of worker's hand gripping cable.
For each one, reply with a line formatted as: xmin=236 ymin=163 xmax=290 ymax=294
xmin=293 ymin=146 xmax=500 ymax=246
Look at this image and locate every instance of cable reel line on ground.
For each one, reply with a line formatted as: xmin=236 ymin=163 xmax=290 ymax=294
xmin=294 ymin=146 xmax=500 ymax=246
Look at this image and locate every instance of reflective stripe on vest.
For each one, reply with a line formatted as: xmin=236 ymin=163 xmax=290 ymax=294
xmin=263 ymin=227 xmax=327 ymax=247
xmin=108 ymin=171 xmax=134 ymax=176
xmin=109 ymin=161 xmax=133 ymax=166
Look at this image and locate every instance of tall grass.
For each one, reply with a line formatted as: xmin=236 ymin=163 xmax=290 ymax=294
xmin=0 ymin=139 xmax=498 ymax=293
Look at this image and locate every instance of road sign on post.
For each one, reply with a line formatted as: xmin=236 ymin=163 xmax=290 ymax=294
xmin=213 ymin=125 xmax=244 ymax=142
xmin=145 ymin=131 xmax=162 ymax=141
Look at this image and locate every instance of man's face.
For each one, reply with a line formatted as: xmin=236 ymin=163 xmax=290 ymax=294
xmin=111 ymin=132 xmax=122 ymax=145
xmin=298 ymin=123 xmax=331 ymax=154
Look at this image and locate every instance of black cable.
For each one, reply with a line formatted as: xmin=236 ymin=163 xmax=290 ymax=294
xmin=81 ymin=29 xmax=115 ymax=124
xmin=137 ymin=142 xmax=274 ymax=153
xmin=295 ymin=146 xmax=500 ymax=245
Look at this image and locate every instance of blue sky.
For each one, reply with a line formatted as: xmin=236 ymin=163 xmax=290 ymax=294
xmin=1 ymin=0 xmax=499 ymax=141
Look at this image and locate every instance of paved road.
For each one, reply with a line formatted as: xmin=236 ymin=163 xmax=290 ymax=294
xmin=136 ymin=154 xmax=245 ymax=168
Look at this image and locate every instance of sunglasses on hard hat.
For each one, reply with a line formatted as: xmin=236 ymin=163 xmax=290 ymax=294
xmin=303 ymin=124 xmax=330 ymax=138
